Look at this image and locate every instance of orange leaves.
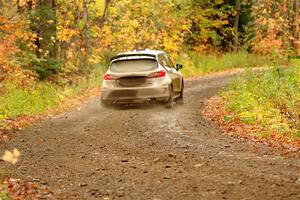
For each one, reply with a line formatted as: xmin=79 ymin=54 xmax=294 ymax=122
xmin=0 ymin=17 xmax=15 ymax=34
xmin=252 ymin=0 xmax=297 ymax=55
xmin=57 ymin=27 xmax=78 ymax=42
xmin=0 ymin=115 xmax=40 ymax=141
xmin=0 ymin=34 xmax=19 ymax=69
xmin=0 ymin=14 xmax=37 ymax=86
xmin=0 ymin=14 xmax=35 ymax=62
xmin=4 ymin=178 xmax=54 ymax=199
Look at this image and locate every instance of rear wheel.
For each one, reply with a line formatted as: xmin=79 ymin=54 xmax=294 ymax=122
xmin=176 ymin=94 xmax=184 ymax=105
xmin=101 ymin=99 xmax=112 ymax=108
xmin=166 ymin=85 xmax=174 ymax=108
xmin=176 ymin=81 xmax=184 ymax=105
xmin=176 ymin=88 xmax=184 ymax=105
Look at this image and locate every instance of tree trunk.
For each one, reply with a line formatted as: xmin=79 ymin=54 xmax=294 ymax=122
xmin=292 ymin=0 xmax=299 ymax=53
xmin=234 ymin=0 xmax=241 ymax=52
xmin=100 ymin=0 xmax=111 ymax=25
xmin=83 ymin=0 xmax=91 ymax=55
xmin=34 ymin=0 xmax=58 ymax=58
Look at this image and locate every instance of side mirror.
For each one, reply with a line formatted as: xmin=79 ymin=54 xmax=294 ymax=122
xmin=175 ymin=64 xmax=183 ymax=71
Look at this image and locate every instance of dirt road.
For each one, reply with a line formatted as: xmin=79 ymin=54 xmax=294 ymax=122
xmin=1 ymin=72 xmax=300 ymax=199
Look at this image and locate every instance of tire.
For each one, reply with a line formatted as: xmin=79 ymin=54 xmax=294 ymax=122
xmin=176 ymin=81 xmax=184 ymax=105
xmin=101 ymin=99 xmax=111 ymax=108
xmin=166 ymin=85 xmax=174 ymax=108
xmin=176 ymin=88 xmax=184 ymax=105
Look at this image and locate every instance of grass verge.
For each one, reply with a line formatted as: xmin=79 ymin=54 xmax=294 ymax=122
xmin=203 ymin=61 xmax=300 ymax=152
xmin=176 ymin=51 xmax=273 ymax=77
xmin=0 ymin=67 xmax=103 ymax=135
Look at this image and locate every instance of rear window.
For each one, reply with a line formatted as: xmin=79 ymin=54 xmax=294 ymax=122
xmin=110 ymin=59 xmax=158 ymax=73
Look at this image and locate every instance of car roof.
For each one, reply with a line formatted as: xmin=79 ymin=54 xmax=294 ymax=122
xmin=121 ymin=49 xmax=166 ymax=56
xmin=110 ymin=49 xmax=166 ymax=62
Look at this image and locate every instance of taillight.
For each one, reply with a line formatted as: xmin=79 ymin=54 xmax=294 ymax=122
xmin=147 ymin=70 xmax=166 ymax=78
xmin=103 ymin=74 xmax=116 ymax=80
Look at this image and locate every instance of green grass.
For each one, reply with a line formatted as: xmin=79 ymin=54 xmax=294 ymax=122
xmin=176 ymin=51 xmax=273 ymax=77
xmin=0 ymin=168 xmax=9 ymax=200
xmin=0 ymin=185 xmax=9 ymax=200
xmin=0 ymin=66 xmax=103 ymax=127
xmin=0 ymin=83 xmax=59 ymax=121
xmin=222 ymin=62 xmax=300 ymax=140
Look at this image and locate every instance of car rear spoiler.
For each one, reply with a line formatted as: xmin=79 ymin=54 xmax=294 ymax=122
xmin=110 ymin=54 xmax=156 ymax=62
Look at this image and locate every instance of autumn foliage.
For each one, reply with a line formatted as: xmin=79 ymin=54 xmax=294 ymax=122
xmin=252 ymin=0 xmax=300 ymax=55
xmin=0 ymin=0 xmax=299 ymax=81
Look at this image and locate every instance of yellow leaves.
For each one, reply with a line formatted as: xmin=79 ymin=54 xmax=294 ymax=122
xmin=14 ymin=29 xmax=24 ymax=39
xmin=93 ymin=0 xmax=106 ymax=16
xmin=262 ymin=8 xmax=267 ymax=14
xmin=100 ymin=0 xmax=190 ymax=53
xmin=26 ymin=43 xmax=37 ymax=50
xmin=67 ymin=50 xmax=74 ymax=59
xmin=213 ymin=20 xmax=228 ymax=28
xmin=181 ymin=24 xmax=191 ymax=32
xmin=57 ymin=28 xmax=78 ymax=42
xmin=129 ymin=19 xmax=139 ymax=29
xmin=88 ymin=55 xmax=101 ymax=64
xmin=47 ymin=20 xmax=54 ymax=24
xmin=100 ymin=25 xmax=112 ymax=38
xmin=270 ymin=123 xmax=290 ymax=132
xmin=17 ymin=0 xmax=27 ymax=7
xmin=1 ymin=149 xmax=21 ymax=165
xmin=50 ymin=36 xmax=56 ymax=43
xmin=110 ymin=7 xmax=119 ymax=17
xmin=232 ymin=10 xmax=238 ymax=17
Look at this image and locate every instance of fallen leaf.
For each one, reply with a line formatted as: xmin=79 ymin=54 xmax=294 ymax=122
xmin=1 ymin=149 xmax=21 ymax=164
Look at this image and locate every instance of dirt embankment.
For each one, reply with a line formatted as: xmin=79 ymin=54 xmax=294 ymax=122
xmin=1 ymin=72 xmax=300 ymax=199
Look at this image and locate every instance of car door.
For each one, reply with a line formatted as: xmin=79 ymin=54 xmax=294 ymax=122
xmin=163 ymin=54 xmax=181 ymax=93
xmin=158 ymin=54 xmax=176 ymax=90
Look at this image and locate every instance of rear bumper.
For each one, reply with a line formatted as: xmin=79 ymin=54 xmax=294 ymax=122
xmin=101 ymin=86 xmax=169 ymax=103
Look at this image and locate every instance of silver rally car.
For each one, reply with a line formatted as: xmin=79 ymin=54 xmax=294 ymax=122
xmin=101 ymin=49 xmax=184 ymax=107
